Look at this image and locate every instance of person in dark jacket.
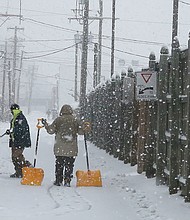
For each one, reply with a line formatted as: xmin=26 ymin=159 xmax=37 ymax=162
xmin=42 ymin=104 xmax=90 ymax=187
xmin=6 ymin=103 xmax=32 ymax=178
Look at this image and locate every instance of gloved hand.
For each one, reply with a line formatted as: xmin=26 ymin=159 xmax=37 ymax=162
xmin=41 ymin=118 xmax=47 ymax=125
xmin=83 ymin=122 xmax=91 ymax=133
xmin=6 ymin=129 xmax=10 ymax=135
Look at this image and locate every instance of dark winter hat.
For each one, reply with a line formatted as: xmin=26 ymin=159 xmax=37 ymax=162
xmin=10 ymin=103 xmax=20 ymax=110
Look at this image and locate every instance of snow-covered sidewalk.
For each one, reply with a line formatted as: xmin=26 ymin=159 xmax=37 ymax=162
xmin=0 ymin=112 xmax=190 ymax=220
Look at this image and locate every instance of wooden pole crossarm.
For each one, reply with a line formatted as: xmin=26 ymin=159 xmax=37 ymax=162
xmin=0 ymin=13 xmax=23 ymax=18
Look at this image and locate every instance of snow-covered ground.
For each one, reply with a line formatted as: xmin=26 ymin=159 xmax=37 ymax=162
xmin=0 ymin=110 xmax=190 ymax=220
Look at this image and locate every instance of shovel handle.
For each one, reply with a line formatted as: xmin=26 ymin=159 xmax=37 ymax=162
xmin=36 ymin=118 xmax=44 ymax=129
xmin=34 ymin=128 xmax=40 ymax=167
xmin=0 ymin=132 xmax=7 ymax=138
xmin=34 ymin=119 xmax=43 ymax=167
xmin=84 ymin=133 xmax=90 ymax=171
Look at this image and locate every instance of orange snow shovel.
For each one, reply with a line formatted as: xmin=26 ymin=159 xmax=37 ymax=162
xmin=21 ymin=118 xmax=44 ymax=186
xmin=76 ymin=133 xmax=102 ymax=187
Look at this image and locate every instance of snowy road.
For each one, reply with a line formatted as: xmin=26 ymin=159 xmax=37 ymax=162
xmin=0 ymin=112 xmax=190 ymax=220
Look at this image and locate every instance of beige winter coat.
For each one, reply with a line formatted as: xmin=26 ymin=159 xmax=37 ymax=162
xmin=45 ymin=105 xmax=82 ymax=157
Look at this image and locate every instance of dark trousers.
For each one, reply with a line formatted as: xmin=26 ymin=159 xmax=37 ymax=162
xmin=55 ymin=156 xmax=75 ymax=183
xmin=11 ymin=147 xmax=31 ymax=175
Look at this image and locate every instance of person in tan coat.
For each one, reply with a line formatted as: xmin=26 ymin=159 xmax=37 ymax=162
xmin=42 ymin=104 xmax=90 ymax=186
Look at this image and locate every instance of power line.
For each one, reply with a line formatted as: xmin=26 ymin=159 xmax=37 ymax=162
xmin=119 ymin=19 xmax=171 ymax=25
xmin=25 ymin=58 xmax=77 ymax=65
xmin=23 ymin=41 xmax=149 ymax=61
xmin=23 ymin=17 xmax=170 ymax=47
xmin=24 ymin=48 xmax=66 ymax=54
xmin=23 ymin=44 xmax=75 ymax=60
xmin=180 ymin=0 xmax=190 ymax=6
xmin=102 ymin=35 xmax=168 ymax=46
xmin=23 ymin=17 xmax=79 ymax=33
xmin=18 ymin=16 xmax=171 ymax=61
xmin=36 ymin=73 xmax=78 ymax=83
xmin=24 ymin=39 xmax=62 ymax=43
xmin=101 ymin=44 xmax=149 ymax=59
xmin=19 ymin=31 xmax=60 ymax=50
xmin=0 ymin=5 xmax=72 ymax=16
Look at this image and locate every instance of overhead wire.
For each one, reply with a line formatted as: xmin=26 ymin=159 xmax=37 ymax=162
xmin=23 ymin=40 xmax=149 ymax=64
xmin=19 ymin=31 xmax=60 ymax=50
xmin=36 ymin=73 xmax=77 ymax=83
xmin=0 ymin=5 xmax=72 ymax=16
xmin=23 ymin=44 xmax=76 ymax=59
xmin=12 ymin=6 xmax=182 ymax=64
xmin=180 ymin=0 xmax=190 ymax=6
xmin=23 ymin=17 xmax=80 ymax=33
xmin=23 ymin=17 xmax=170 ymax=47
xmin=101 ymin=44 xmax=149 ymax=59
xmin=13 ymin=15 xmax=174 ymax=65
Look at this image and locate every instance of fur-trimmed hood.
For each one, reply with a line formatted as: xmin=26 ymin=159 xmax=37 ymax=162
xmin=59 ymin=105 xmax=73 ymax=116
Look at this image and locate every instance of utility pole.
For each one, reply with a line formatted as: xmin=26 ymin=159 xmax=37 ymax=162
xmin=69 ymin=0 xmax=111 ymax=105
xmin=79 ymin=0 xmax=89 ymax=108
xmin=0 ymin=1 xmax=23 ymax=23
xmin=111 ymin=0 xmax=116 ymax=77
xmin=12 ymin=26 xmax=18 ymax=102
xmin=97 ymin=0 xmax=103 ymax=84
xmin=19 ymin=0 xmax=22 ymax=24
xmin=171 ymin=0 xmax=179 ymax=54
xmin=74 ymin=32 xmax=81 ymax=102
xmin=56 ymin=69 xmax=60 ymax=112
xmin=0 ymin=2 xmax=22 ymax=29
xmin=7 ymin=61 xmax=12 ymax=107
xmin=74 ymin=42 xmax=79 ymax=101
xmin=8 ymin=26 xmax=24 ymax=103
xmin=93 ymin=43 xmax=98 ymax=88
xmin=28 ymin=65 xmax=35 ymax=114
xmin=1 ymin=42 xmax=7 ymax=119
xmin=16 ymin=50 xmax=24 ymax=103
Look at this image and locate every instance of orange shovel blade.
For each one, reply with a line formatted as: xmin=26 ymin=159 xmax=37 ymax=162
xmin=76 ymin=170 xmax=102 ymax=187
xmin=21 ymin=167 xmax=44 ymax=186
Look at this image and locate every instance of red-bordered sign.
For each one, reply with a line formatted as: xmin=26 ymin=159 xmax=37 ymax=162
xmin=136 ymin=70 xmax=157 ymax=101
xmin=141 ymin=72 xmax=152 ymax=83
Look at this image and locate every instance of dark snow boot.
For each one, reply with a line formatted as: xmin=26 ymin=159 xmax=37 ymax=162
xmin=12 ymin=160 xmax=23 ymax=178
xmin=53 ymin=180 xmax=62 ymax=186
xmin=10 ymin=172 xmax=22 ymax=178
xmin=64 ymin=178 xmax=71 ymax=187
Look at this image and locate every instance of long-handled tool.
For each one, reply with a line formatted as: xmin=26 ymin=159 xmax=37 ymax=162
xmin=76 ymin=133 xmax=102 ymax=187
xmin=0 ymin=132 xmax=7 ymax=138
xmin=21 ymin=118 xmax=44 ymax=186
xmin=33 ymin=119 xmax=43 ymax=167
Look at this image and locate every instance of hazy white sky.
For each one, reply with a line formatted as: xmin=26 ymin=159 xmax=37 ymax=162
xmin=0 ymin=0 xmax=190 ymax=106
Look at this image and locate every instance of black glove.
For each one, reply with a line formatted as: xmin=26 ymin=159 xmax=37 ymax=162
xmin=6 ymin=129 xmax=10 ymax=135
xmin=41 ymin=118 xmax=47 ymax=125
